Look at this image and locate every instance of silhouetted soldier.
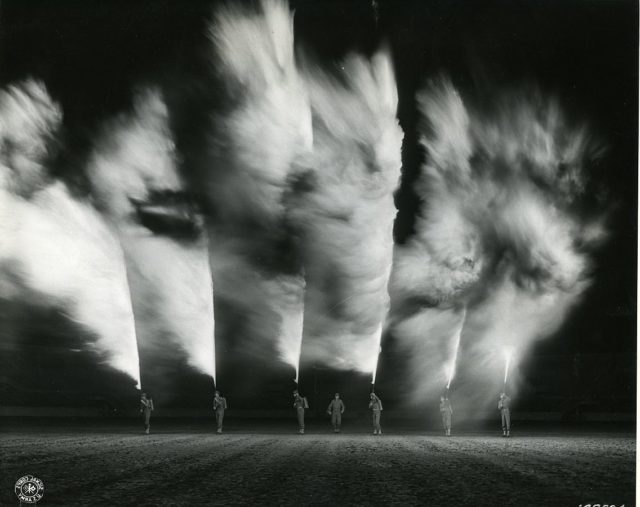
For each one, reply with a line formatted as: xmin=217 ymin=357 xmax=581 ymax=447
xmin=293 ymin=389 xmax=308 ymax=434
xmin=498 ymin=392 xmax=511 ymax=437
xmin=213 ymin=390 xmax=228 ymax=434
xmin=369 ymin=392 xmax=383 ymax=435
xmin=140 ymin=392 xmax=154 ymax=434
xmin=440 ymin=395 xmax=453 ymax=436
xmin=326 ymin=393 xmax=345 ymax=433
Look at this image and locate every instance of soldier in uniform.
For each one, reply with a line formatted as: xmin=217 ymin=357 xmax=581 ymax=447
xmin=293 ymin=389 xmax=307 ymax=434
xmin=213 ymin=390 xmax=228 ymax=434
xmin=140 ymin=392 xmax=154 ymax=434
xmin=439 ymin=395 xmax=453 ymax=436
xmin=498 ymin=392 xmax=511 ymax=437
xmin=326 ymin=393 xmax=346 ymax=433
xmin=369 ymin=392 xmax=383 ymax=435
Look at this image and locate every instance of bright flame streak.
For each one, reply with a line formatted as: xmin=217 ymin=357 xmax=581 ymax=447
xmin=446 ymin=307 xmax=467 ymax=389
xmin=271 ymin=275 xmax=305 ymax=382
xmin=371 ymin=324 xmax=384 ymax=384
xmin=207 ymin=253 xmax=216 ymax=386
xmin=504 ymin=349 xmax=513 ymax=385
xmin=294 ymin=312 xmax=304 ymax=384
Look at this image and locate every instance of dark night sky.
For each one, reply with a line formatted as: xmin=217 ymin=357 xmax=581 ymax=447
xmin=0 ymin=0 xmax=636 ymax=411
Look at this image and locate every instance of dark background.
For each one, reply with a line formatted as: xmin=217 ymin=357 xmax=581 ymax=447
xmin=0 ymin=0 xmax=636 ymax=416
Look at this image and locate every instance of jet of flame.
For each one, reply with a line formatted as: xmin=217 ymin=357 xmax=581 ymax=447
xmin=0 ymin=80 xmax=141 ymax=387
xmin=503 ymin=349 xmax=512 ymax=385
xmin=87 ymin=89 xmax=216 ymax=385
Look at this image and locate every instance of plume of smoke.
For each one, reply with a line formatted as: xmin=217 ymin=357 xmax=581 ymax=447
xmin=87 ymin=89 xmax=216 ymax=384
xmin=0 ymin=80 xmax=141 ymax=387
xmin=289 ymin=48 xmax=403 ymax=375
xmin=392 ymin=77 xmax=606 ymax=413
xmin=207 ymin=1 xmax=403 ymax=379
xmin=204 ymin=0 xmax=310 ymax=374
xmin=207 ymin=0 xmax=312 ymax=225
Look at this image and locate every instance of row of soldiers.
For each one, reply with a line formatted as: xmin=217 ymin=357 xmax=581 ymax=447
xmin=439 ymin=392 xmax=512 ymax=437
xmin=293 ymin=390 xmax=384 ymax=435
xmin=139 ymin=390 xmax=512 ymax=437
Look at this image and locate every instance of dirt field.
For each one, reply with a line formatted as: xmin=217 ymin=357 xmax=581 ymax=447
xmin=0 ymin=420 xmax=634 ymax=506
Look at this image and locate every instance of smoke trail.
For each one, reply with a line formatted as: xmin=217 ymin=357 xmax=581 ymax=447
xmin=87 ymin=89 xmax=216 ymax=384
xmin=0 ymin=80 xmax=141 ymax=387
xmin=392 ymin=77 xmax=606 ymax=412
xmin=289 ymin=48 xmax=403 ymax=375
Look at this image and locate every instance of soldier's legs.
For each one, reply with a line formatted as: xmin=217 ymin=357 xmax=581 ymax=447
xmin=505 ymin=409 xmax=511 ymax=435
xmin=144 ymin=412 xmax=150 ymax=433
xmin=373 ymin=411 xmax=381 ymax=434
xmin=335 ymin=413 xmax=341 ymax=431
xmin=501 ymin=410 xmax=507 ymax=434
xmin=445 ymin=412 xmax=451 ymax=434
xmin=331 ymin=412 xmax=338 ymax=431
xmin=216 ymin=410 xmax=224 ymax=432
xmin=297 ymin=408 xmax=305 ymax=433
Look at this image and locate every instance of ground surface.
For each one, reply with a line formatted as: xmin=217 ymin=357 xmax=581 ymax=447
xmin=0 ymin=420 xmax=635 ymax=506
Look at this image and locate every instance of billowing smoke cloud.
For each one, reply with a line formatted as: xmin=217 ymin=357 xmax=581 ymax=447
xmin=290 ymin=49 xmax=403 ymax=377
xmin=391 ymin=78 xmax=605 ymax=412
xmin=204 ymin=0 xmax=311 ymax=378
xmin=0 ymin=80 xmax=141 ymax=387
xmin=206 ymin=1 xmax=402 ymax=381
xmin=87 ymin=89 xmax=216 ymax=384
xmin=207 ymin=0 xmax=312 ymax=224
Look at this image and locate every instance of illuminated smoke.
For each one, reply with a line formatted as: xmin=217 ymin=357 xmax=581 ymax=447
xmin=201 ymin=0 xmax=311 ymax=376
xmin=208 ymin=0 xmax=312 ymax=224
xmin=0 ymin=80 xmax=141 ymax=387
xmin=392 ymin=77 xmax=606 ymax=412
xmin=87 ymin=89 xmax=216 ymax=383
xmin=290 ymin=48 xmax=403 ymax=376
xmin=207 ymin=1 xmax=402 ymax=379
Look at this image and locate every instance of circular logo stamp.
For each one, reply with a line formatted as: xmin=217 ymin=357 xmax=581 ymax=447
xmin=14 ymin=475 xmax=44 ymax=504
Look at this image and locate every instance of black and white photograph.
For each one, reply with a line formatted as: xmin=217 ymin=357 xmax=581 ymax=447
xmin=0 ymin=0 xmax=636 ymax=505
